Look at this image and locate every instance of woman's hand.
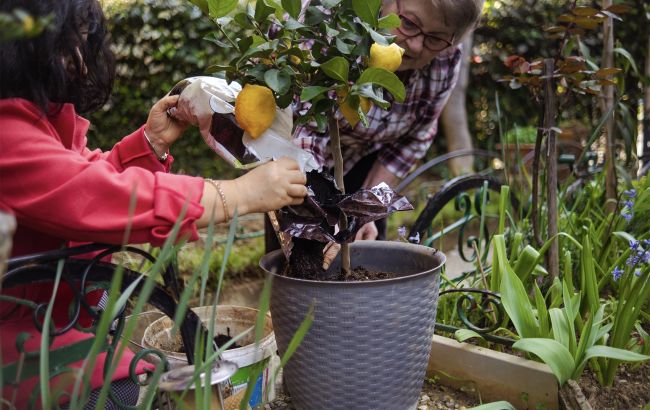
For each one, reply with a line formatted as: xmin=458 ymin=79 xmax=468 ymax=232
xmin=355 ymin=221 xmax=379 ymax=240
xmin=234 ymin=157 xmax=308 ymax=214
xmin=145 ymin=95 xmax=189 ymax=156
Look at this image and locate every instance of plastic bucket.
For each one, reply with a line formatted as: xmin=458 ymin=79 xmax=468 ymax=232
xmin=141 ymin=305 xmax=279 ymax=408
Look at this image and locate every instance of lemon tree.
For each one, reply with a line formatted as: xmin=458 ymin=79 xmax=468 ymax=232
xmin=190 ymin=0 xmax=405 ymax=132
xmin=191 ymin=0 xmax=407 ymax=272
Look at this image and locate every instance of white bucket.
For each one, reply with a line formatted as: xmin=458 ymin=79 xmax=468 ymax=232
xmin=141 ymin=305 xmax=279 ymax=408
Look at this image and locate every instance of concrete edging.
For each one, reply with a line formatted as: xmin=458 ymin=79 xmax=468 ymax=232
xmin=427 ymin=335 xmax=559 ymax=410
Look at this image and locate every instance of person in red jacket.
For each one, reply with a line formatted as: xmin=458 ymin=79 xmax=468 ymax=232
xmin=0 ymin=0 xmax=307 ymax=408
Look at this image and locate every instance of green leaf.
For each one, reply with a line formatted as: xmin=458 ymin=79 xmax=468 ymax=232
xmin=549 ymin=308 xmax=570 ymax=348
xmin=497 ymin=235 xmax=539 ymax=338
xmin=208 ymin=0 xmax=238 ymax=18
xmin=513 ymin=245 xmax=540 ymax=283
xmin=304 ymin=6 xmax=327 ymax=25
xmin=455 ymin=329 xmax=485 ymax=342
xmin=281 ymin=0 xmax=302 ymax=19
xmin=576 ymin=346 xmax=650 ymax=373
xmin=614 ymin=47 xmax=639 ymax=75
xmin=335 ymin=38 xmax=354 ymax=54
xmin=352 ymin=0 xmax=381 ymax=25
xmin=513 ymin=338 xmax=575 ymax=386
xmin=300 ymin=86 xmax=330 ymax=101
xmin=284 ymin=17 xmax=305 ymax=30
xmin=378 ymin=13 xmax=401 ymax=29
xmin=264 ymin=68 xmax=292 ymax=94
xmin=233 ymin=12 xmax=254 ymax=29
xmin=320 ymin=56 xmax=349 ymax=82
xmin=580 ymin=233 xmax=599 ymax=316
xmin=357 ymin=67 xmax=406 ymax=102
xmin=469 ymin=401 xmax=517 ymax=410
xmin=255 ymin=0 xmax=275 ymax=21
xmin=534 ymin=283 xmax=549 ymax=337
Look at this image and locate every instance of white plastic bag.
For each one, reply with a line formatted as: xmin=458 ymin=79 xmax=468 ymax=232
xmin=167 ymin=76 xmax=319 ymax=173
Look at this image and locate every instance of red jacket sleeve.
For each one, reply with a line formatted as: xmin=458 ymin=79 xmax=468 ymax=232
xmin=0 ymin=100 xmax=205 ymax=246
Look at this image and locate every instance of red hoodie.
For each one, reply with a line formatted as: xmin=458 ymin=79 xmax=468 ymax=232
xmin=0 ymin=98 xmax=205 ymax=407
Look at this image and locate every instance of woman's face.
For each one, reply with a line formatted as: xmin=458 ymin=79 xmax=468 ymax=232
xmin=381 ymin=0 xmax=456 ymax=71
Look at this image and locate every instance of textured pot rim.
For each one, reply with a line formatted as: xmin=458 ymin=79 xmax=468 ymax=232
xmin=260 ymin=240 xmax=446 ymax=285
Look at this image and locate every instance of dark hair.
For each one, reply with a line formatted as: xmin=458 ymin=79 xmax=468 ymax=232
xmin=0 ymin=0 xmax=115 ymax=114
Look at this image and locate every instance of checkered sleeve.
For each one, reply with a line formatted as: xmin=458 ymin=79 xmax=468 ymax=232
xmin=292 ymin=123 xmax=331 ymax=169
xmin=377 ymin=49 xmax=463 ymax=179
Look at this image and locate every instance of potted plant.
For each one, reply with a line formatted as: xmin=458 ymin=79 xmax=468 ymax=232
xmin=190 ymin=0 xmax=446 ymax=408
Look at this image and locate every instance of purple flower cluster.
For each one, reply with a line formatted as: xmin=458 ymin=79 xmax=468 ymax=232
xmin=621 ymin=189 xmax=636 ymax=222
xmin=612 ymin=238 xmax=650 ymax=281
xmin=397 ymin=226 xmax=407 ymax=240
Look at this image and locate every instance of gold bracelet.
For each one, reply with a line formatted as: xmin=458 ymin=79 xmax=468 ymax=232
xmin=205 ymin=179 xmax=230 ymax=221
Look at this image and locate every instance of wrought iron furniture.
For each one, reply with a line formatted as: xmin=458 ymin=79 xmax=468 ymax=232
xmin=1 ymin=243 xmax=208 ymax=409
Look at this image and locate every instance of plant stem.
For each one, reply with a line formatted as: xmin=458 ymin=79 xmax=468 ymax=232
xmin=328 ymin=113 xmax=350 ymax=274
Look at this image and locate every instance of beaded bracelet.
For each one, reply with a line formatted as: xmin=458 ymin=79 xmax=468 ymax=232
xmin=205 ymin=179 xmax=230 ymax=221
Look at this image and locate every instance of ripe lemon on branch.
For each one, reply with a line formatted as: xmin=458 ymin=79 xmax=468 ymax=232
xmin=235 ymin=84 xmax=276 ymax=139
xmin=369 ymin=43 xmax=405 ymax=72
xmin=337 ymin=89 xmax=372 ymax=127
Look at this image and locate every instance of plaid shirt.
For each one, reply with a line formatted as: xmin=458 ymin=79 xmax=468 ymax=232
xmin=293 ymin=46 xmax=462 ymax=179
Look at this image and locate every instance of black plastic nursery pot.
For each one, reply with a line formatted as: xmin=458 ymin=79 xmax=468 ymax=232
xmin=260 ymin=241 xmax=446 ymax=410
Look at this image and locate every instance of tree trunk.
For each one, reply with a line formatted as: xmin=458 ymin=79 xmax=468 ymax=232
xmin=543 ymin=59 xmax=559 ymax=279
xmin=601 ymin=0 xmax=617 ymax=210
xmin=640 ymin=34 xmax=650 ymax=166
xmin=328 ymin=114 xmax=350 ymax=273
xmin=441 ymin=35 xmax=475 ymax=176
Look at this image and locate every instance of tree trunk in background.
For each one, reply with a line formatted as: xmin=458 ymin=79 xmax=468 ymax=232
xmin=601 ymin=0 xmax=617 ymax=210
xmin=640 ymin=35 xmax=650 ymax=166
xmin=441 ymin=35 xmax=474 ymax=176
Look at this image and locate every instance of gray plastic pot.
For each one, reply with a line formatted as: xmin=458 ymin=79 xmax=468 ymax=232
xmin=260 ymin=240 xmax=445 ymax=410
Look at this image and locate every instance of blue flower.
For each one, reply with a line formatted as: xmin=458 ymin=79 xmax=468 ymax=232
xmin=643 ymin=251 xmax=650 ymax=264
xmin=624 ymin=189 xmax=637 ymax=198
xmin=623 ymin=200 xmax=634 ymax=209
xmin=626 ymin=254 xmax=639 ymax=267
xmin=630 ymin=240 xmax=639 ymax=250
xmin=643 ymin=239 xmax=650 ymax=247
xmin=612 ymin=266 xmax=624 ymax=281
xmin=622 ymin=212 xmax=633 ymax=222
xmin=397 ymin=226 xmax=407 ymax=239
xmin=634 ymin=270 xmax=642 ymax=277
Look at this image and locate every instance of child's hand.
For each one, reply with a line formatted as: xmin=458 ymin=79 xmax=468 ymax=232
xmin=235 ymin=157 xmax=308 ymax=214
xmin=145 ymin=95 xmax=189 ymax=155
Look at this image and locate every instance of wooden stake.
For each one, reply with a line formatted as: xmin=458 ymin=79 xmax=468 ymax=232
xmin=328 ymin=113 xmax=350 ymax=273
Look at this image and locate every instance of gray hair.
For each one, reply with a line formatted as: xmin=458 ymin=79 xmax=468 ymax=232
xmin=383 ymin=0 xmax=485 ymax=44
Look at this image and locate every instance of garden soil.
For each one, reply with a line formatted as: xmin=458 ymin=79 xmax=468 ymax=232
xmin=578 ymin=361 xmax=650 ymax=409
xmin=264 ymin=379 xmax=480 ymax=410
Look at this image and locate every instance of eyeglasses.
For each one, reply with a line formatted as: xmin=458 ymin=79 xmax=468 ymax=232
xmin=394 ymin=0 xmax=454 ymax=52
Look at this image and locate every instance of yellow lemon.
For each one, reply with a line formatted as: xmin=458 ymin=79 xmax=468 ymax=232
xmin=369 ymin=43 xmax=405 ymax=72
xmin=235 ymin=84 xmax=276 ymax=139
xmin=337 ymin=90 xmax=372 ymax=127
